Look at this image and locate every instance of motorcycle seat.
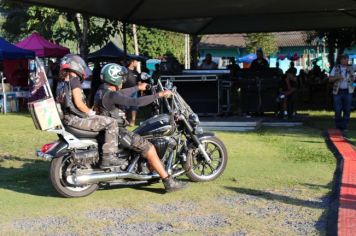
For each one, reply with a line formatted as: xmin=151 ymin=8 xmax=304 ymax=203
xmin=64 ymin=125 xmax=100 ymax=138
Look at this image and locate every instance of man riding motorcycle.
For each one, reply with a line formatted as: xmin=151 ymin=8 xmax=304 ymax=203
xmin=94 ymin=63 xmax=187 ymax=192
xmin=56 ymin=54 xmax=120 ymax=168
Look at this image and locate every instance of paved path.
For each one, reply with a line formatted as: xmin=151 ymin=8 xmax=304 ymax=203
xmin=328 ymin=129 xmax=356 ymax=236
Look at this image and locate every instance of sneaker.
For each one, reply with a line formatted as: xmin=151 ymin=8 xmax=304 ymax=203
xmin=162 ymin=176 xmax=188 ymax=193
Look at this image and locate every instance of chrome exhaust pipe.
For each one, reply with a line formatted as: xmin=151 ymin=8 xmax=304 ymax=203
xmin=73 ymin=172 xmax=159 ymax=185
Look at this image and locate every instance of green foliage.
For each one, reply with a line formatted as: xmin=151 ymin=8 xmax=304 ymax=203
xmin=245 ymin=33 xmax=278 ymax=57
xmin=126 ymin=26 xmax=185 ymax=63
xmin=0 ymin=0 xmax=120 ymax=57
xmin=0 ymin=1 xmax=28 ymax=42
xmin=1 ymin=1 xmax=185 ymax=60
xmin=308 ymin=28 xmax=356 ymax=68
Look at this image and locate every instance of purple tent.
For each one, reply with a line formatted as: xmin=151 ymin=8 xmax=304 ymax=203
xmin=16 ymin=32 xmax=70 ymax=57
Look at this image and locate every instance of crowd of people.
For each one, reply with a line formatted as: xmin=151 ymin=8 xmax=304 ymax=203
xmin=43 ymin=49 xmax=354 ymax=129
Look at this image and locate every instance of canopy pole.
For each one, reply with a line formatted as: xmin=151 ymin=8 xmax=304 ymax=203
xmin=123 ymin=22 xmax=127 ymax=65
xmin=184 ymin=34 xmax=190 ymax=69
xmin=133 ymin=24 xmax=141 ymax=73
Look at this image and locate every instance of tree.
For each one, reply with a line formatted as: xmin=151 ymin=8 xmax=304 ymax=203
xmin=0 ymin=1 xmax=121 ymax=58
xmin=190 ymin=35 xmax=202 ymax=69
xmin=308 ymin=28 xmax=356 ymax=69
xmin=125 ymin=25 xmax=185 ymax=63
xmin=245 ymin=33 xmax=278 ymax=57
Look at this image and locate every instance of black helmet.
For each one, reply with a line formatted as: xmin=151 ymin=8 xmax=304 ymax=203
xmin=60 ymin=54 xmax=90 ymax=80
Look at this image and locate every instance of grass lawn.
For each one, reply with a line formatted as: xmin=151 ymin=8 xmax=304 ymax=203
xmin=0 ymin=111 xmax=354 ymax=235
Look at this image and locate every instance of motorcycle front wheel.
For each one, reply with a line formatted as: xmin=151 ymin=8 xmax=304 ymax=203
xmin=50 ymin=154 xmax=98 ymax=198
xmin=184 ymin=136 xmax=228 ymax=182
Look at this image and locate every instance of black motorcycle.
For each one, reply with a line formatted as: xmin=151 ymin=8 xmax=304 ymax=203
xmin=37 ymin=78 xmax=228 ymax=197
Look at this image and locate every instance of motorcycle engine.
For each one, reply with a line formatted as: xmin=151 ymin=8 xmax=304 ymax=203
xmin=150 ymin=137 xmax=177 ymax=159
xmin=150 ymin=138 xmax=168 ymax=159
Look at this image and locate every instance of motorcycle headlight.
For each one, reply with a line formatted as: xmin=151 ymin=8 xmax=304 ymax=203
xmin=194 ymin=126 xmax=204 ymax=135
xmin=189 ymin=113 xmax=200 ymax=126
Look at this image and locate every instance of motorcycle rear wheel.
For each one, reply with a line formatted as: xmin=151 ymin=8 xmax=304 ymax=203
xmin=50 ymin=154 xmax=98 ymax=198
xmin=184 ymin=136 xmax=228 ymax=182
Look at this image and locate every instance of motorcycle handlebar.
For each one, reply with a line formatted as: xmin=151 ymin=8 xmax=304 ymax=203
xmin=145 ymin=84 xmax=152 ymax=91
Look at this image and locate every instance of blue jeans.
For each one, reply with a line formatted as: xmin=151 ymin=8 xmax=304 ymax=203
xmin=333 ymin=89 xmax=352 ymax=130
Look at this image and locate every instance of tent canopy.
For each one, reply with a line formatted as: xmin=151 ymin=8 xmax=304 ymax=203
xmin=238 ymin=54 xmax=257 ymax=63
xmin=18 ymin=0 xmax=356 ymax=34
xmin=16 ymin=32 xmax=70 ymax=57
xmin=0 ymin=37 xmax=35 ymax=61
xmin=88 ymin=42 xmax=126 ymax=61
xmin=88 ymin=42 xmax=147 ymax=62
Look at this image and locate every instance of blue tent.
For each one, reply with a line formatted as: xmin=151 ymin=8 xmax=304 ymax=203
xmin=238 ymin=53 xmax=256 ymax=63
xmin=0 ymin=37 xmax=35 ymax=61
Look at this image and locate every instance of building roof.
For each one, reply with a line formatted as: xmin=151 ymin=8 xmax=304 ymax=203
xmin=200 ymin=31 xmax=315 ymax=49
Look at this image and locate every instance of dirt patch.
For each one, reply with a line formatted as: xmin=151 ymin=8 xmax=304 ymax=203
xmin=12 ymin=216 xmax=69 ymax=231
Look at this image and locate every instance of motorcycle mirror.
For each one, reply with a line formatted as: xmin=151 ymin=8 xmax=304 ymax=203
xmin=140 ymin=72 xmax=151 ymax=81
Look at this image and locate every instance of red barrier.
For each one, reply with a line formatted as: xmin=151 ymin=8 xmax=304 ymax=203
xmin=328 ymin=129 xmax=356 ymax=236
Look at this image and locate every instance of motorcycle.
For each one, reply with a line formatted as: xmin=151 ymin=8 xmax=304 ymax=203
xmin=36 ymin=74 xmax=228 ymax=198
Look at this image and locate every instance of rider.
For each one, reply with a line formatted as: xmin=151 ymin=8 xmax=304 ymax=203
xmin=56 ymin=54 xmax=122 ymax=168
xmin=94 ymin=63 xmax=187 ymax=192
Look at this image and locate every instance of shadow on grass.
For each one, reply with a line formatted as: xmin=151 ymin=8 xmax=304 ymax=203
xmin=297 ymin=140 xmax=324 ymax=144
xmin=224 ymin=186 xmax=326 ymax=209
xmin=0 ymin=155 xmax=59 ymax=197
xmin=323 ymin=132 xmax=344 ymax=236
xmin=0 ymin=155 xmax=167 ymax=197
xmin=225 ymin=185 xmax=333 ymax=235
xmin=100 ymin=181 xmax=166 ymax=195
xmin=302 ymin=183 xmax=332 ymax=189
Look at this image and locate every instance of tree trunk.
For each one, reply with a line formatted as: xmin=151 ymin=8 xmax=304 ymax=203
xmin=132 ymin=24 xmax=141 ymax=73
xmin=73 ymin=13 xmax=89 ymax=60
xmin=190 ymin=35 xmax=201 ymax=69
xmin=81 ymin=14 xmax=89 ymax=60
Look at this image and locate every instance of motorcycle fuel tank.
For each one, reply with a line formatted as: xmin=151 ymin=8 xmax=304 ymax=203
xmin=134 ymin=114 xmax=175 ymax=137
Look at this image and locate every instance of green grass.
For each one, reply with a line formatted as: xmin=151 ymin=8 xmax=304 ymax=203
xmin=0 ymin=111 xmax=354 ymax=235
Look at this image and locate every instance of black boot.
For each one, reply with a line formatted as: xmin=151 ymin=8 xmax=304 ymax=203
xmin=162 ymin=176 xmax=188 ymax=193
xmin=100 ymin=154 xmax=125 ymax=169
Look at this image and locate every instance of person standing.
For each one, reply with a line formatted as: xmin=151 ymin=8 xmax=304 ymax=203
xmin=329 ymin=54 xmax=355 ymax=131
xmin=123 ymin=58 xmax=140 ymax=126
xmin=88 ymin=61 xmax=102 ymax=107
xmin=199 ymin=53 xmax=218 ymax=70
xmin=286 ymin=61 xmax=297 ymax=76
xmin=226 ymin=57 xmax=241 ymax=77
xmin=250 ymin=48 xmax=269 ymax=72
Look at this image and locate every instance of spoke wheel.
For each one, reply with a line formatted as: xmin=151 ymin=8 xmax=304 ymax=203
xmin=184 ymin=136 xmax=228 ymax=182
xmin=50 ymin=154 xmax=98 ymax=198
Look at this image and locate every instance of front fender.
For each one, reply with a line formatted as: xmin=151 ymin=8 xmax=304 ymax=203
xmin=196 ymin=132 xmax=215 ymax=139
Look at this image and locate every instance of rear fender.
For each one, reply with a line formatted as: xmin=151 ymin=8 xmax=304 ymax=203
xmin=48 ymin=140 xmax=69 ymax=158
